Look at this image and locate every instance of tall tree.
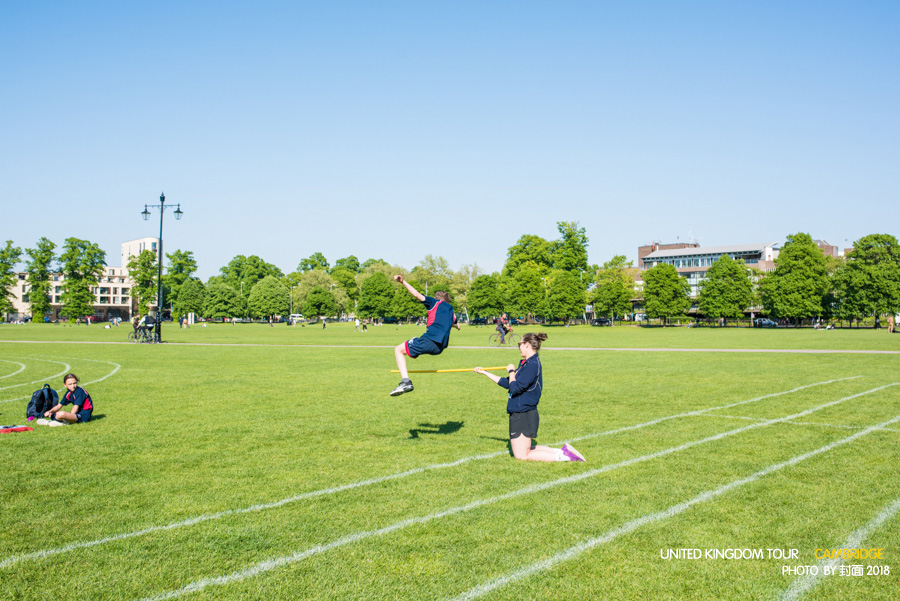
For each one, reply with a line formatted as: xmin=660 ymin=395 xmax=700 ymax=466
xmin=544 ymin=269 xmax=586 ymax=322
xmin=202 ymin=283 xmax=245 ymax=319
xmin=550 ymin=221 xmax=590 ymax=273
xmin=357 ymin=272 xmax=394 ymax=318
xmin=361 ymin=258 xmax=389 ymax=270
xmin=642 ymin=263 xmax=690 ymax=325
xmin=127 ymin=249 xmax=158 ymax=314
xmin=330 ymin=267 xmax=360 ymax=303
xmin=392 ymin=281 xmax=427 ymax=321
xmin=164 ymin=249 xmax=198 ymax=309
xmin=302 ymin=286 xmax=338 ymax=319
xmin=248 ymin=275 xmax=290 ymax=321
xmin=173 ymin=278 xmax=206 ymax=318
xmin=467 ymin=274 xmax=504 ymax=317
xmin=294 ymin=269 xmax=349 ymax=315
xmin=59 ymin=238 xmax=106 ymax=321
xmin=298 ymin=252 xmax=330 ymax=272
xmin=450 ymin=263 xmax=481 ymax=313
xmin=409 ymin=254 xmax=453 ymax=294
xmin=503 ymin=234 xmax=553 ymax=277
xmin=592 ymin=255 xmax=635 ymax=322
xmin=0 ymin=241 xmax=23 ymax=318
xmin=25 ymin=238 xmax=56 ymax=321
xmin=333 ymin=255 xmax=361 ymax=274
xmin=833 ymin=233 xmax=900 ymax=323
xmin=508 ymin=265 xmax=546 ymax=319
xmin=219 ymin=255 xmax=283 ymax=294
xmin=697 ymin=255 xmax=753 ymax=320
xmin=760 ymin=232 xmax=829 ymax=322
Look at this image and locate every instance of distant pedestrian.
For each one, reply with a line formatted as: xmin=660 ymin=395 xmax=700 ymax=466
xmin=355 ymin=318 xmax=360 ymax=332
xmin=889 ymin=315 xmax=895 ymax=334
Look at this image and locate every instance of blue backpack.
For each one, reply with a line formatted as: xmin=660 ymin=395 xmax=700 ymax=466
xmin=26 ymin=384 xmax=58 ymax=419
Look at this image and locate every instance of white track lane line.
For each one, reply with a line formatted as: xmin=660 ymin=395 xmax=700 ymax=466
xmin=698 ymin=413 xmax=900 ymax=434
xmin=0 ymin=357 xmax=120 ymax=404
xmin=0 ymin=360 xmax=26 ymax=380
xmin=0 ymin=359 xmax=69 ymax=393
xmin=777 ymin=496 xmax=900 ymax=601
xmin=130 ymin=383 xmax=897 ymax=601
xmin=0 ymin=376 xmax=859 ymax=570
xmin=449 ymin=413 xmax=900 ymax=601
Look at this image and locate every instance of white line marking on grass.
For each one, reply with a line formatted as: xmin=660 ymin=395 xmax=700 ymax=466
xmin=777 ymin=496 xmax=900 ymax=601
xmin=0 ymin=376 xmax=861 ymax=570
xmin=129 ymin=384 xmax=896 ymax=601
xmin=449 ymin=413 xmax=900 ymax=601
xmin=562 ymin=376 xmax=863 ymax=446
xmin=0 ymin=359 xmax=69 ymax=393
xmin=0 ymin=357 xmax=120 ymax=404
xmin=699 ymin=414 xmax=900 ymax=434
xmin=0 ymin=360 xmax=26 ymax=380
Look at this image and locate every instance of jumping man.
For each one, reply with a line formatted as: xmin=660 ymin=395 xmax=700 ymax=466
xmin=390 ymin=275 xmax=460 ymax=396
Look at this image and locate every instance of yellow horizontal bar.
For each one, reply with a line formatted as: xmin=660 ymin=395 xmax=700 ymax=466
xmin=390 ymin=366 xmax=508 ymax=373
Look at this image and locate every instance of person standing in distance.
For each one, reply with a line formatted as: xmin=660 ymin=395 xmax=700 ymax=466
xmin=474 ymin=333 xmax=585 ymax=462
xmin=390 ymin=275 xmax=460 ymax=396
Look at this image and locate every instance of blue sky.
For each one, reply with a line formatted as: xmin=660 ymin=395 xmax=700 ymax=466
xmin=2 ymin=1 xmax=897 ymax=279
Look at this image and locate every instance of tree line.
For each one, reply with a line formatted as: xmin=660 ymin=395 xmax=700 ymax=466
xmin=2 ymin=228 xmax=898 ymax=325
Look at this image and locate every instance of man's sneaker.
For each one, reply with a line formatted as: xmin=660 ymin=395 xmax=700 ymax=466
xmin=48 ymin=420 xmax=68 ymax=427
xmin=562 ymin=443 xmax=585 ymax=462
xmin=390 ymin=380 xmax=414 ymax=396
xmin=35 ymin=418 xmax=50 ymax=426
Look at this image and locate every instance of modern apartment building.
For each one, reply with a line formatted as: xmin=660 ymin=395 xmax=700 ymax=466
xmin=4 ymin=237 xmax=159 ymax=322
xmin=639 ymin=242 xmax=781 ymax=298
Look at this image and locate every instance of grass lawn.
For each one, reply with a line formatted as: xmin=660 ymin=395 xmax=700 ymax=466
xmin=1 ymin=323 xmax=898 ymax=600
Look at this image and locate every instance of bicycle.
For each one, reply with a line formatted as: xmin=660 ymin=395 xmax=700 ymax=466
xmin=488 ymin=329 xmax=520 ymax=347
xmin=128 ymin=328 xmax=158 ymax=343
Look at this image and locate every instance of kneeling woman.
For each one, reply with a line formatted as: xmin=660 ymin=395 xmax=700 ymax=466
xmin=474 ymin=333 xmax=585 ymax=462
xmin=44 ymin=373 xmax=94 ymax=426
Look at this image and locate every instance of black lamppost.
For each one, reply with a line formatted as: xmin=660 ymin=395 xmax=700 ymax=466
xmin=141 ymin=192 xmax=183 ymax=342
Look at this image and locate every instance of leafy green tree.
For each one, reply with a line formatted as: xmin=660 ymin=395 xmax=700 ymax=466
xmin=173 ymin=278 xmax=206 ymax=318
xmin=550 ymin=221 xmax=590 ymax=273
xmin=508 ymin=265 xmax=546 ymax=319
xmin=219 ymin=255 xmax=283 ymax=294
xmin=760 ymin=233 xmax=829 ymax=322
xmin=333 ymin=255 xmax=361 ymax=274
xmin=409 ymin=254 xmax=453 ymax=295
xmin=203 ymin=283 xmax=245 ymax=319
xmin=127 ymin=249 xmax=159 ymax=314
xmin=391 ymin=281 xmax=426 ymax=321
xmin=302 ymin=286 xmax=338 ymax=318
xmin=164 ymin=249 xmax=197 ymax=309
xmin=293 ymin=269 xmax=349 ymax=315
xmin=592 ymin=255 xmax=635 ymax=322
xmin=467 ymin=274 xmax=503 ymax=317
xmin=697 ymin=255 xmax=753 ymax=320
xmin=298 ymin=252 xmax=330 ymax=272
xmin=0 ymin=241 xmax=23 ymax=318
xmin=357 ymin=272 xmax=394 ymax=318
xmin=361 ymin=257 xmax=389 ymax=269
xmin=642 ymin=263 xmax=690 ymax=325
xmin=544 ymin=269 xmax=585 ymax=322
xmin=248 ymin=275 xmax=290 ymax=321
xmin=450 ymin=263 xmax=481 ymax=313
xmin=25 ymin=238 xmax=55 ymax=321
xmin=330 ymin=267 xmax=360 ymax=303
xmin=59 ymin=238 xmax=106 ymax=321
xmin=833 ymin=233 xmax=900 ymax=323
xmin=503 ymin=234 xmax=553 ymax=277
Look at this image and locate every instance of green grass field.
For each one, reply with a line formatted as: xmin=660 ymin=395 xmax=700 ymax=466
xmin=1 ymin=323 xmax=898 ymax=600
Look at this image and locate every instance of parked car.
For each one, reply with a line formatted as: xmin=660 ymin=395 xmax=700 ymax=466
xmin=469 ymin=317 xmax=488 ymax=325
xmin=754 ymin=318 xmax=777 ymax=328
xmin=591 ymin=317 xmax=612 ymax=326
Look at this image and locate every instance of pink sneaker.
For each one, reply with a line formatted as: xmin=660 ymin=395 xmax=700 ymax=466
xmin=562 ymin=444 xmax=585 ymax=462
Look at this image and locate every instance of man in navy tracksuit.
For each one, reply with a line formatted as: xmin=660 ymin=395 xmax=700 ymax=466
xmin=390 ymin=275 xmax=460 ymax=396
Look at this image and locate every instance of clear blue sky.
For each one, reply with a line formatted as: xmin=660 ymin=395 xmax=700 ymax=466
xmin=3 ymin=1 xmax=897 ymax=279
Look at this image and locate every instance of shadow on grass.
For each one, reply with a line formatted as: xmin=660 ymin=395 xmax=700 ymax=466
xmin=408 ymin=420 xmax=464 ymax=439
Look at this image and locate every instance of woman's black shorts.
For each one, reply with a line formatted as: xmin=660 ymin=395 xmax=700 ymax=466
xmin=509 ymin=409 xmax=539 ymax=439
